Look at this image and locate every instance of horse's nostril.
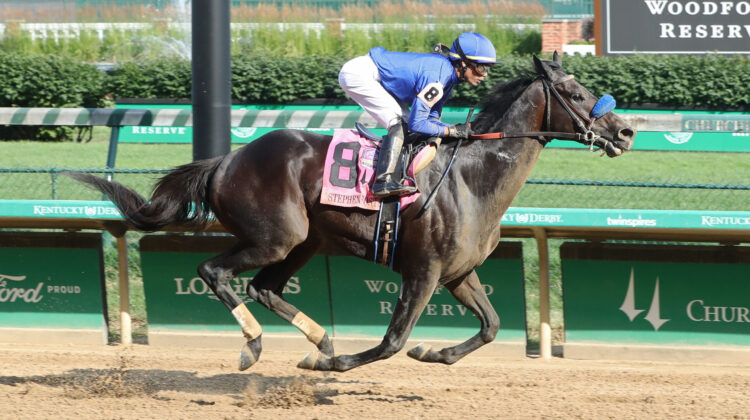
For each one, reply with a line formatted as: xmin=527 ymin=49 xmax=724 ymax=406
xmin=619 ymin=127 xmax=636 ymax=140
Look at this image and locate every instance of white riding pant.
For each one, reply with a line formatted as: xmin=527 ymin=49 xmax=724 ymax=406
xmin=338 ymin=55 xmax=409 ymax=130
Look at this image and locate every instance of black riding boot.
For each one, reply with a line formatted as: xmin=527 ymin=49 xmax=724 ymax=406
xmin=372 ymin=124 xmax=417 ymax=198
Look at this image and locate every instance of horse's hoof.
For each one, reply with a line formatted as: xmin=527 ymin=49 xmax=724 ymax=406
xmin=297 ymin=351 xmax=319 ymax=370
xmin=407 ymin=343 xmax=432 ymax=361
xmin=298 ymin=351 xmax=333 ymax=371
xmin=239 ymin=340 xmax=260 ymax=371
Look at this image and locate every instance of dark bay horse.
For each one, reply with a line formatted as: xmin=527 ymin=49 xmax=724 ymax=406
xmin=69 ymin=53 xmax=634 ymax=372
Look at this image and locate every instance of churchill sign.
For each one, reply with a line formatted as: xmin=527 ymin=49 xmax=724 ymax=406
xmin=598 ymin=0 xmax=750 ymax=54
xmin=561 ymin=242 xmax=750 ymax=348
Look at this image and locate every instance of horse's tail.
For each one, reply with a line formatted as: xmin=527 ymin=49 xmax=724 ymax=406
xmin=65 ymin=156 xmax=224 ymax=232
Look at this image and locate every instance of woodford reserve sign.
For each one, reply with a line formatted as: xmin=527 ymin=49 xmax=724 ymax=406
xmin=597 ymin=0 xmax=750 ymax=54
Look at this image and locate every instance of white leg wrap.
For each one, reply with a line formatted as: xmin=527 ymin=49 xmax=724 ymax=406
xmin=231 ymin=304 xmax=262 ymax=340
xmin=291 ymin=312 xmax=327 ymax=345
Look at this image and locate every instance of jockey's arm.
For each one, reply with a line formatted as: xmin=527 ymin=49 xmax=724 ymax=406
xmin=428 ymin=108 xmax=452 ymax=137
xmin=408 ymin=82 xmax=450 ymax=137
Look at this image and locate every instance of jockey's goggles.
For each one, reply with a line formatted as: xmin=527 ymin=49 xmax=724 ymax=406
xmin=468 ymin=61 xmax=491 ymax=76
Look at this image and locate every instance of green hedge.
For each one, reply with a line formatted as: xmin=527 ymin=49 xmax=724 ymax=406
xmin=563 ymin=54 xmax=750 ymax=110
xmin=0 ymin=52 xmax=107 ymax=140
xmin=102 ymin=54 xmax=750 ymax=109
xmin=0 ymin=52 xmax=105 ymax=107
xmin=2 ymin=51 xmax=749 ymax=111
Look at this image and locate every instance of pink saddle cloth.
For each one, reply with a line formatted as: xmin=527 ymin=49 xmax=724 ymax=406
xmin=321 ymin=129 xmax=424 ymax=211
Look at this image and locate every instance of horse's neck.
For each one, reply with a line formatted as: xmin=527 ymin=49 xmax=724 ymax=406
xmin=462 ymin=86 xmax=546 ymax=214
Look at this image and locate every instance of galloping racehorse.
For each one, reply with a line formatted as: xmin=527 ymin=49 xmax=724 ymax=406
xmin=69 ymin=54 xmax=635 ymax=372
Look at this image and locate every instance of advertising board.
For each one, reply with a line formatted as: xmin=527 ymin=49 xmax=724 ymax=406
xmin=140 ymin=234 xmax=332 ymax=334
xmin=328 ymin=242 xmax=526 ymax=342
xmin=561 ymin=242 xmax=750 ymax=359
xmin=140 ymin=235 xmax=526 ymax=349
xmin=598 ymin=0 xmax=750 ymax=54
xmin=0 ymin=232 xmax=108 ymax=344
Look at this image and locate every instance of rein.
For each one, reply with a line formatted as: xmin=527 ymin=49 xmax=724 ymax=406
xmin=416 ymin=70 xmax=616 ymax=216
xmin=469 ymin=74 xmax=612 ymax=152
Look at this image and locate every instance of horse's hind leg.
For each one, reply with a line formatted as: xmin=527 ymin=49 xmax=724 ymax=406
xmin=245 ymin=237 xmax=334 ymax=357
xmin=407 ymin=270 xmax=499 ymax=364
xmin=197 ymin=242 xmax=296 ymax=371
xmin=298 ymin=270 xmax=439 ymax=372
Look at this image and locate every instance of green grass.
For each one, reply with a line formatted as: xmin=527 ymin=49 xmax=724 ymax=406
xmin=1 ymin=135 xmax=748 ymax=345
xmin=517 ymin=148 xmax=749 ymax=211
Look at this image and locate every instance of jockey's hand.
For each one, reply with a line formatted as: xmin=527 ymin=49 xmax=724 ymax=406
xmin=448 ymin=123 xmax=473 ymax=139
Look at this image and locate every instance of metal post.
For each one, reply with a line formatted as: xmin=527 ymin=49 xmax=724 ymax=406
xmin=532 ymin=227 xmax=552 ymax=359
xmin=117 ymin=235 xmax=132 ymax=345
xmin=594 ymin=0 xmax=603 ymax=56
xmin=191 ymin=0 xmax=232 ymax=161
xmin=105 ymin=125 xmax=120 ymax=182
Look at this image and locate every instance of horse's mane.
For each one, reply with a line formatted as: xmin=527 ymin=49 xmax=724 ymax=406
xmin=471 ymin=70 xmax=537 ymax=134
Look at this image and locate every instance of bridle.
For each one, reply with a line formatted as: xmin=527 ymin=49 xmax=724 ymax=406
xmin=418 ymin=71 xmax=617 ymax=215
xmin=470 ymin=72 xmax=615 ymax=153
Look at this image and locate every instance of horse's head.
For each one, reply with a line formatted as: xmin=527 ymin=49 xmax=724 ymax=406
xmin=533 ymin=52 xmax=635 ymax=157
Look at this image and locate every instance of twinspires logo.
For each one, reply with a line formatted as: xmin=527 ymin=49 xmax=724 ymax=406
xmin=174 ymin=276 xmax=301 ymax=303
xmin=363 ymin=279 xmax=495 ymax=316
xmin=607 ymin=215 xmax=657 ymax=227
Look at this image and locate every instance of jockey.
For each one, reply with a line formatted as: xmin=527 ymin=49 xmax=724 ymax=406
xmin=338 ymin=31 xmax=497 ymax=198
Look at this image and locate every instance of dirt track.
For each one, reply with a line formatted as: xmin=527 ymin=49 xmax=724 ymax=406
xmin=1 ymin=342 xmax=749 ymax=419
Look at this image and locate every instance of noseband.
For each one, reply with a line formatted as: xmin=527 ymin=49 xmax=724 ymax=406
xmin=540 ymin=75 xmax=611 ymax=151
xmin=470 ymin=73 xmax=616 ymax=152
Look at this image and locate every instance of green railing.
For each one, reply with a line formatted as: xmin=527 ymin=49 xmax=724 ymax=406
xmin=3 ymin=167 xmax=748 ymax=212
xmin=0 ymin=106 xmax=747 ymax=210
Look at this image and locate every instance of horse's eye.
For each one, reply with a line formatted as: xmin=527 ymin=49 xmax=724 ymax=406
xmin=571 ymin=93 xmax=584 ymax=102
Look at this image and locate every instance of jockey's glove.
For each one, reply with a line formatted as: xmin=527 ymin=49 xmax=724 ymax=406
xmin=448 ymin=123 xmax=473 ymax=139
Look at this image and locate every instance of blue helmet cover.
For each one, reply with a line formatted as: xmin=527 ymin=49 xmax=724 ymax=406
xmin=591 ymin=94 xmax=616 ymax=119
xmin=449 ymin=32 xmax=497 ymax=64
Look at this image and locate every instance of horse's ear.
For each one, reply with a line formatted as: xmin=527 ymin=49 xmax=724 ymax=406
xmin=533 ymin=55 xmax=554 ymax=79
xmin=552 ymin=50 xmax=562 ymax=66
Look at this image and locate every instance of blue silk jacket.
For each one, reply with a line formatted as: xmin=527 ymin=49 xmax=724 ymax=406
xmin=369 ymin=46 xmax=460 ymax=137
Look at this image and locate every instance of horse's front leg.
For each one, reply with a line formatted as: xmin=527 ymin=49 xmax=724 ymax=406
xmin=407 ymin=269 xmax=499 ymax=364
xmin=298 ymin=271 xmax=439 ymax=372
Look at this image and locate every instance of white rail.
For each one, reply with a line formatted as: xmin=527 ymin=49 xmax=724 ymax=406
xmin=0 ymin=21 xmax=540 ymax=42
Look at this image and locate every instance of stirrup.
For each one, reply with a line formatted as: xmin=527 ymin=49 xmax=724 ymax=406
xmin=372 ymin=179 xmax=417 ymax=198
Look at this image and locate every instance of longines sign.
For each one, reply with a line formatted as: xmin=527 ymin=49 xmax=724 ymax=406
xmin=598 ymin=0 xmax=750 ymax=54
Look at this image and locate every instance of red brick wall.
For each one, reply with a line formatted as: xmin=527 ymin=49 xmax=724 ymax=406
xmin=542 ymin=19 xmax=583 ymax=54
